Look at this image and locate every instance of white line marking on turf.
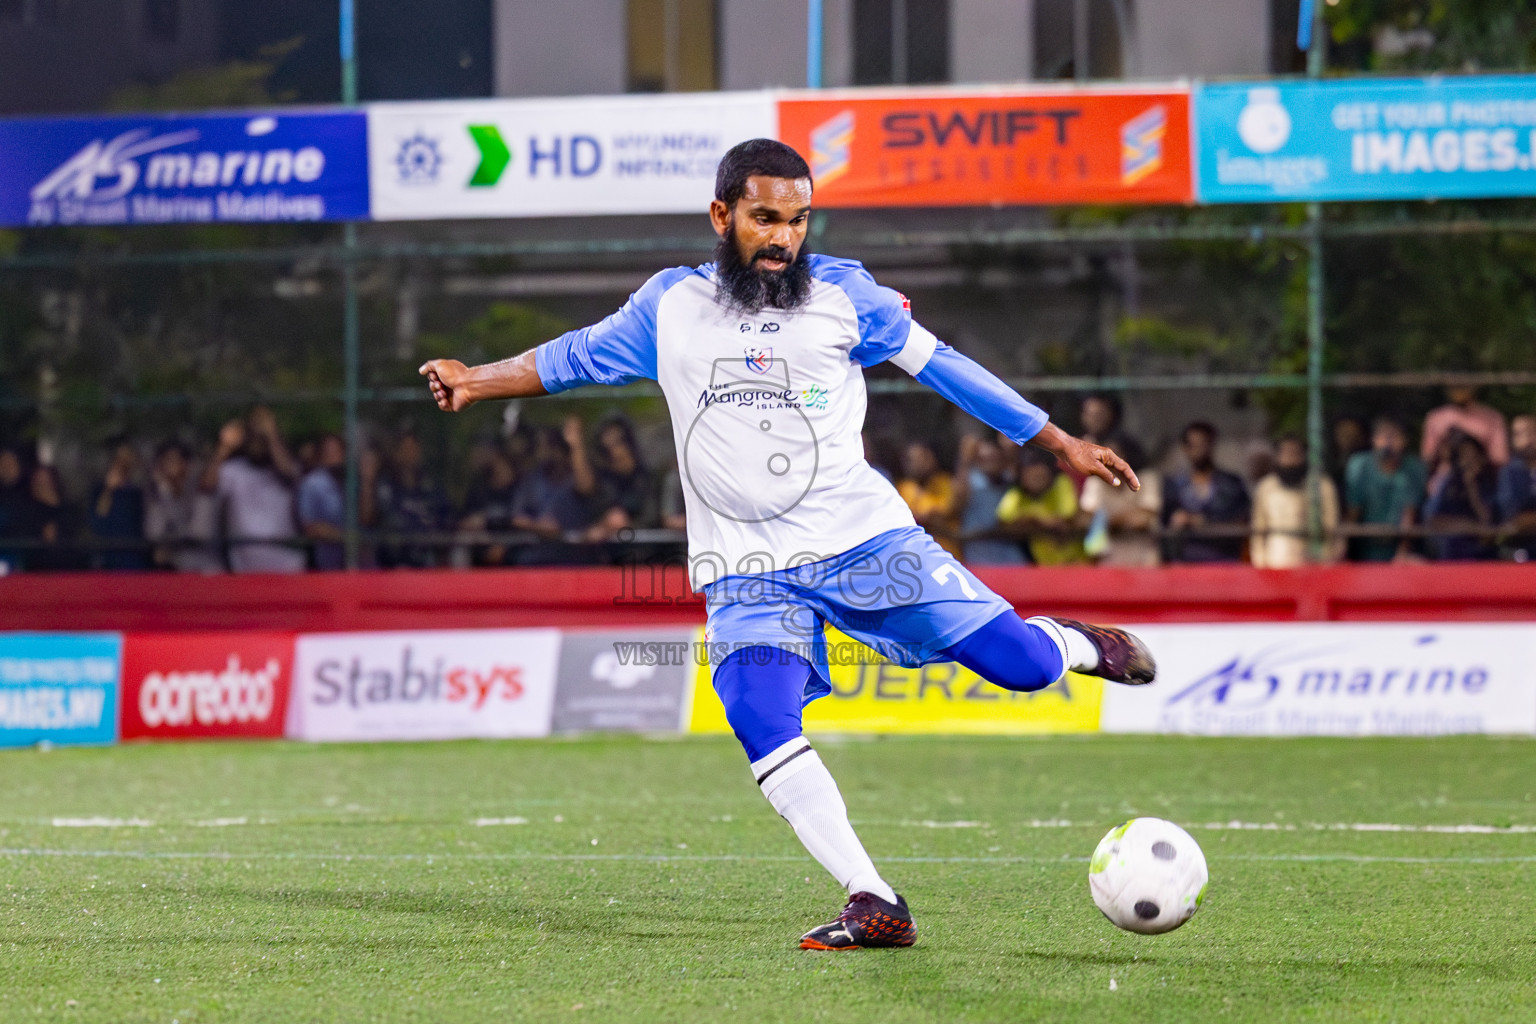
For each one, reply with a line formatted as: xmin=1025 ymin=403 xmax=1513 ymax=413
xmin=20 ymin=816 xmax=1536 ymax=835
xmin=3 ymin=848 xmax=1535 ymax=866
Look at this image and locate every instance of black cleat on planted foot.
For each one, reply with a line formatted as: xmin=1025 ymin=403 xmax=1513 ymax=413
xmin=1051 ymin=618 xmax=1157 ymax=685
xmin=800 ymin=892 xmax=916 ymax=950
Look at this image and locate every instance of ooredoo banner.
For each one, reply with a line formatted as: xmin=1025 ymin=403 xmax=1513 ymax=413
xmin=1100 ymin=623 xmax=1536 ymax=736
xmin=777 ymin=85 xmax=1192 ymax=208
xmin=367 ymin=93 xmax=776 ymax=220
xmin=0 ymin=109 xmax=369 ymax=227
xmin=688 ymin=628 xmax=1104 ymax=735
xmin=1196 ymin=76 xmax=1536 ymax=202
xmin=288 ymin=629 xmax=560 ymax=741
xmin=0 ymin=633 xmax=121 ymax=748
xmin=119 ymin=632 xmax=293 ymax=741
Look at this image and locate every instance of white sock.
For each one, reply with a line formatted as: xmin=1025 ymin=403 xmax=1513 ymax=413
xmin=751 ymin=738 xmax=898 ymax=904
xmin=1026 ymin=616 xmax=1100 ymax=676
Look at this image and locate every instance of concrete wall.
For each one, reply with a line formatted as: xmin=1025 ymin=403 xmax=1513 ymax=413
xmin=718 ymin=0 xmax=807 ymax=90
xmin=950 ymin=0 xmax=1033 ymax=84
xmin=492 ymin=0 xmax=626 ymax=97
xmin=1132 ymin=0 xmax=1270 ymax=78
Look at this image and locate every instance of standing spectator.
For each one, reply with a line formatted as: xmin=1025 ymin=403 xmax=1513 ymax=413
xmin=458 ymin=448 xmax=521 ymax=567
xmin=1329 ymin=415 xmax=1370 ymax=492
xmin=374 ymin=430 xmax=452 ymax=569
xmin=997 ymin=447 xmax=1086 ymax=566
xmin=952 ymin=434 xmax=1023 ymax=565
xmin=592 ymin=416 xmax=656 ymax=534
xmin=1423 ymin=432 xmax=1499 ymax=561
xmin=1250 ymin=436 xmax=1341 ymax=568
xmin=145 ymin=440 xmax=221 ymax=573
xmin=297 ymin=433 xmax=348 ymax=571
xmin=88 ymin=440 xmax=147 ymax=570
xmin=1078 ymin=394 xmax=1147 ymax=476
xmin=1497 ymin=414 xmax=1536 ymax=560
xmin=0 ymin=445 xmax=29 ymax=573
xmin=1079 ymin=439 xmax=1162 ymax=567
xmin=1344 ymin=416 xmax=1427 ymax=563
xmin=512 ymin=418 xmax=599 ymax=565
xmin=1162 ymin=421 xmax=1251 ymax=563
xmin=28 ymin=463 xmax=81 ymax=572
xmin=1422 ymin=386 xmax=1508 ymax=475
xmin=896 ymin=441 xmax=959 ymax=556
xmin=202 ymin=407 xmax=305 ymax=574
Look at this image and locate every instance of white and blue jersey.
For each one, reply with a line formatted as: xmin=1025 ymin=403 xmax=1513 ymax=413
xmin=535 ymin=253 xmax=1049 ymax=592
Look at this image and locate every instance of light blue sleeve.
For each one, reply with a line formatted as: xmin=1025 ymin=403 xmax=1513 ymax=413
xmin=808 ymin=256 xmax=914 ymax=367
xmin=534 ymin=267 xmax=693 ymax=393
xmin=915 ymin=342 xmax=1050 ymax=445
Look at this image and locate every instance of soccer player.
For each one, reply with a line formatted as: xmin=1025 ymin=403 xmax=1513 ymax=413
xmin=421 ymin=139 xmax=1155 ymax=951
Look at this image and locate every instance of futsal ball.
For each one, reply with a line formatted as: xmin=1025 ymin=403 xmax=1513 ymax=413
xmin=1088 ymin=817 xmax=1208 ymax=934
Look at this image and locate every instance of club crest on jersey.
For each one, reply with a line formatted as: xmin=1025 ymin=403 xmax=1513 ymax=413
xmin=744 ymin=346 xmax=774 ymax=375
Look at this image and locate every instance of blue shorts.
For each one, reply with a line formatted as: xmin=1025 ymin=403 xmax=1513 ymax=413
xmin=702 ymin=525 xmax=1013 ymax=703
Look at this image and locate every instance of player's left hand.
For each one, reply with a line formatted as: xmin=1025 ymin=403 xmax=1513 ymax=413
xmin=1031 ymin=423 xmax=1140 ymax=491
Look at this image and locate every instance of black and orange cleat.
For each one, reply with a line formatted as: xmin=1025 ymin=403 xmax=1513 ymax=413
xmin=1050 ymin=618 xmax=1156 ymax=685
xmin=800 ymin=891 xmax=916 ymax=950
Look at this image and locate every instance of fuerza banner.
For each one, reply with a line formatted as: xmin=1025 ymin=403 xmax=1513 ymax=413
xmin=1196 ymin=75 xmax=1536 ymax=203
xmin=0 ymin=109 xmax=369 ymax=227
xmin=0 ymin=633 xmax=122 ymax=748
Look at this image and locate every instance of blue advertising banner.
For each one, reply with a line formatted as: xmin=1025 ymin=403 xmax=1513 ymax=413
xmin=1196 ymin=76 xmax=1536 ymax=203
xmin=0 ymin=633 xmax=121 ymax=748
xmin=0 ymin=110 xmax=368 ymax=227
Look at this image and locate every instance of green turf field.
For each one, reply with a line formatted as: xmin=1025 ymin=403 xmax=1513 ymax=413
xmin=2 ymin=734 xmax=1534 ymax=1023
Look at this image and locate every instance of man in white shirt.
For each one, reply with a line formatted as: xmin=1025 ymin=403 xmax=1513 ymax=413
xmin=201 ymin=407 xmax=305 ymax=574
xmin=420 ymin=139 xmax=1155 ymax=951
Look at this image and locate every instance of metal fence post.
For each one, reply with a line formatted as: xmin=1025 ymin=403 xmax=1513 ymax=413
xmin=341 ymin=0 xmax=362 ymax=569
xmin=1306 ymin=201 xmax=1326 ymax=555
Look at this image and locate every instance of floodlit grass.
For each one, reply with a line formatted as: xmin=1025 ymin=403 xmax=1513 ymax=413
xmin=2 ymin=734 xmax=1534 ymax=1022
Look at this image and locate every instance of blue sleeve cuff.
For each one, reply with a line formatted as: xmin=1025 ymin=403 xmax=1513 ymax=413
xmin=913 ymin=343 xmax=1049 ymax=445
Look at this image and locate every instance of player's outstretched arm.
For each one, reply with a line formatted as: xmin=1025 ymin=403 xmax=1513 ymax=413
xmin=418 ymin=350 xmax=548 ymax=413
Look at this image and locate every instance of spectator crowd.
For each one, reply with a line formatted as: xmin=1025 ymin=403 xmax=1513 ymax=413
xmin=1 ymin=386 xmax=1533 ymax=574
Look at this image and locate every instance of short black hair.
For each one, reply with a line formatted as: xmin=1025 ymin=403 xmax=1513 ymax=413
xmin=714 ymin=139 xmax=812 ymax=206
xmin=1181 ymin=421 xmax=1218 ymax=444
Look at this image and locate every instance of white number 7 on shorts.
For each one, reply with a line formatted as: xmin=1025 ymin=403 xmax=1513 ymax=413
xmin=930 ymin=564 xmax=979 ymax=600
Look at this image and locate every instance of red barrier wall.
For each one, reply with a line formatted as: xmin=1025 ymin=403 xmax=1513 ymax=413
xmin=0 ymin=564 xmax=1532 ymax=632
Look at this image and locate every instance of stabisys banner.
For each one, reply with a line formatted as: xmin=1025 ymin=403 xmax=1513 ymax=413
xmin=0 ymin=633 xmax=121 ymax=748
xmin=367 ymin=92 xmax=776 ymax=220
xmin=288 ymin=629 xmax=561 ymax=741
xmin=1195 ymin=75 xmax=1536 ymax=202
xmin=776 ymin=85 xmax=1192 ymax=208
xmin=1100 ymin=623 xmax=1536 ymax=736
xmin=119 ymin=632 xmax=294 ymax=741
xmin=0 ymin=109 xmax=369 ymax=227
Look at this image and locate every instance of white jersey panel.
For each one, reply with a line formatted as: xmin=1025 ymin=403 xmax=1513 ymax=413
xmin=652 ymin=274 xmax=916 ymax=589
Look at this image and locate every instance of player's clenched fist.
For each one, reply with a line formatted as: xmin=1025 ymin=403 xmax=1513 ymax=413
xmin=418 ymin=359 xmax=475 ymax=413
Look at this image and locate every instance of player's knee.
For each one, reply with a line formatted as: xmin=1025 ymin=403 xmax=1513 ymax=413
xmin=713 ymin=646 xmax=811 ymax=762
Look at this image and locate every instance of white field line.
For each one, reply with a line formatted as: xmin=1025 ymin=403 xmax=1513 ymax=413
xmin=21 ymin=816 xmax=1536 ymax=835
xmin=1 ymin=848 xmax=1535 ymax=866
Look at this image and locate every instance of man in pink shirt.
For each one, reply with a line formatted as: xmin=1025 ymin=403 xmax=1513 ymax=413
xmin=1422 ymin=386 xmax=1508 ymax=473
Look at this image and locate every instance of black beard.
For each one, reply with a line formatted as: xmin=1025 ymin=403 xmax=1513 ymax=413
xmin=1276 ymin=465 xmax=1308 ymax=488
xmin=713 ymin=229 xmax=812 ymax=316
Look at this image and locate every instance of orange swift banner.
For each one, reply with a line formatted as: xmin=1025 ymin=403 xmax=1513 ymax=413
xmin=777 ymin=86 xmax=1192 ymax=207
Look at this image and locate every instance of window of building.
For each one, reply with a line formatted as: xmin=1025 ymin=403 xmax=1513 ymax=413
xmin=1035 ymin=0 xmax=1131 ymax=80
xmin=144 ymin=0 xmax=179 ymax=42
xmin=627 ymin=0 xmax=717 ymax=93
xmin=853 ymin=0 xmax=950 ymax=85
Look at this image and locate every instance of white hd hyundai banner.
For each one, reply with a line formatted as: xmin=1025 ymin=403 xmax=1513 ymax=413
xmin=367 ymin=92 xmax=776 ymax=220
xmin=288 ymin=629 xmax=561 ymax=741
xmin=1100 ymin=623 xmax=1536 ymax=736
